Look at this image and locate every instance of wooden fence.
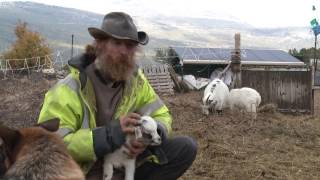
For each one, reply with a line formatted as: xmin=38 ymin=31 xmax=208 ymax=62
xmin=242 ymin=67 xmax=312 ymax=112
xmin=142 ymin=64 xmax=174 ymax=95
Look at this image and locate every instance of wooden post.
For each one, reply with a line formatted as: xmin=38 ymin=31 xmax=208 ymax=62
xmin=311 ymin=65 xmax=315 ymax=116
xmin=168 ymin=65 xmax=182 ymax=92
xmin=231 ymin=33 xmax=242 ymax=89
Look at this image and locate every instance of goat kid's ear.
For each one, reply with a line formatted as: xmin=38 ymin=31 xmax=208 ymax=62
xmin=137 ymin=117 xmax=149 ymax=126
xmin=0 ymin=125 xmax=21 ymax=150
xmin=37 ymin=118 xmax=60 ymax=132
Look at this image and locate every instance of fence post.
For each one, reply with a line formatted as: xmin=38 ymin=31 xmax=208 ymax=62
xmin=231 ymin=33 xmax=242 ymax=89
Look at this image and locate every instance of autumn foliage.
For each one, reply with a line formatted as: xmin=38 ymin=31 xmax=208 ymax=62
xmin=3 ymin=21 xmax=52 ymax=69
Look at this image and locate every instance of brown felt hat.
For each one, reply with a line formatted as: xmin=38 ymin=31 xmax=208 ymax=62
xmin=88 ymin=12 xmax=149 ymax=45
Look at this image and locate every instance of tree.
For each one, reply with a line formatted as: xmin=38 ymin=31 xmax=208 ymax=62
xmin=288 ymin=47 xmax=320 ymax=65
xmin=155 ymin=48 xmax=167 ymax=64
xmin=3 ymin=21 xmax=52 ymax=69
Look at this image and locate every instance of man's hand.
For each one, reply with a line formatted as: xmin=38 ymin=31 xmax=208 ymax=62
xmin=119 ymin=113 xmax=141 ymax=134
xmin=124 ymin=139 xmax=146 ymax=158
xmin=119 ymin=113 xmax=147 ymax=157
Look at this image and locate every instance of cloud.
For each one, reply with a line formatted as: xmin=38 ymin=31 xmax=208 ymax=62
xmin=2 ymin=0 xmax=316 ymax=28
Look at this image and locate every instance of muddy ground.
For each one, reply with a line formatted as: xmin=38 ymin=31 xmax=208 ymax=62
xmin=1 ymin=75 xmax=320 ymax=180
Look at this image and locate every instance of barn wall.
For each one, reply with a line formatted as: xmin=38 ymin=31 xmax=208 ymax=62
xmin=242 ymin=68 xmax=312 ymax=112
xmin=313 ymin=87 xmax=320 ymax=116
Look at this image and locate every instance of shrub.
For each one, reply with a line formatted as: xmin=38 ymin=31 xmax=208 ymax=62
xmin=3 ymin=21 xmax=52 ymax=69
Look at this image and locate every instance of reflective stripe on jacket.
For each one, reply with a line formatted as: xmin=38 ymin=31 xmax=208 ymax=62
xmin=38 ymin=54 xmax=172 ymax=173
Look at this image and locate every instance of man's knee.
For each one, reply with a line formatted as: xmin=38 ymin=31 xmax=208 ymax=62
xmin=174 ymin=136 xmax=198 ymax=163
xmin=134 ymin=136 xmax=197 ymax=180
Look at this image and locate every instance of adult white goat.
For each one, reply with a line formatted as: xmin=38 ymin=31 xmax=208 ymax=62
xmin=202 ymin=78 xmax=229 ymax=115
xmin=227 ymin=87 xmax=261 ymax=119
xmin=103 ymin=116 xmax=161 ymax=180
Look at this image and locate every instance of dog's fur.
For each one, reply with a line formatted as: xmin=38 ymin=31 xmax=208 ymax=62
xmin=0 ymin=119 xmax=85 ymax=180
xmin=0 ymin=138 xmax=10 ymax=177
xmin=103 ymin=116 xmax=161 ymax=180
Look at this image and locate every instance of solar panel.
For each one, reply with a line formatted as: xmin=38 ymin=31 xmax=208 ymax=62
xmin=170 ymin=47 xmax=303 ymax=64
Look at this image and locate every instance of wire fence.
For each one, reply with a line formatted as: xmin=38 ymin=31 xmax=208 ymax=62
xmin=0 ymin=49 xmax=76 ymax=79
xmin=0 ymin=46 xmax=237 ymax=79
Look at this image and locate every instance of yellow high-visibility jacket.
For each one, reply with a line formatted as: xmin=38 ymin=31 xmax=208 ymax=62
xmin=38 ymin=54 xmax=172 ymax=173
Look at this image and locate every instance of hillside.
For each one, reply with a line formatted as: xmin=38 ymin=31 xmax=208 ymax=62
xmin=0 ymin=1 xmax=315 ymax=53
xmin=0 ymin=1 xmax=100 ymax=51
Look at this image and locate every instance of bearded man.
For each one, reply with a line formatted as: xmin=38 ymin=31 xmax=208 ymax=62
xmin=38 ymin=12 xmax=197 ymax=180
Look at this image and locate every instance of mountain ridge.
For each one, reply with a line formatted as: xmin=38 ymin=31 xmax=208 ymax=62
xmin=0 ymin=1 xmax=314 ymax=53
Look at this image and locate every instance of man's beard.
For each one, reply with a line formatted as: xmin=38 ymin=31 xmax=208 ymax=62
xmin=95 ymin=51 xmax=136 ymax=82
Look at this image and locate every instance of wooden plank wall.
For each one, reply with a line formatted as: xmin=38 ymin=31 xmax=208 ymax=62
xmin=242 ymin=69 xmax=312 ymax=112
xmin=142 ymin=64 xmax=174 ymax=95
xmin=313 ymin=87 xmax=320 ymax=116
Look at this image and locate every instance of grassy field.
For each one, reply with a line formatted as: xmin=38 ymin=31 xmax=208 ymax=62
xmin=1 ymin=76 xmax=320 ymax=180
xmin=164 ymin=92 xmax=320 ymax=180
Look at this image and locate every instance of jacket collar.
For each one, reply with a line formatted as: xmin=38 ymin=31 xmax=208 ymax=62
xmin=68 ymin=53 xmax=95 ymax=71
xmin=68 ymin=53 xmax=95 ymax=89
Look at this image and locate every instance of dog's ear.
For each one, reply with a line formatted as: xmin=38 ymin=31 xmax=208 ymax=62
xmin=0 ymin=125 xmax=21 ymax=151
xmin=37 ymin=118 xmax=60 ymax=132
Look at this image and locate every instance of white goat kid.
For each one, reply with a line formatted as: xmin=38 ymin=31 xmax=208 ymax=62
xmin=103 ymin=116 xmax=162 ymax=180
xmin=202 ymin=78 xmax=229 ymax=115
xmin=228 ymin=87 xmax=261 ymax=119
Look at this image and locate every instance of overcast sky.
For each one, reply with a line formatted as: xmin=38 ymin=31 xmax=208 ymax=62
xmin=1 ymin=0 xmax=318 ymax=28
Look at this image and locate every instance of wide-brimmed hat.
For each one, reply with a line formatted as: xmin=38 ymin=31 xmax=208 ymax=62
xmin=88 ymin=12 xmax=148 ymax=45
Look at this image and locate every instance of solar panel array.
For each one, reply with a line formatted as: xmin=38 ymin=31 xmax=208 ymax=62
xmin=171 ymin=47 xmax=302 ymax=63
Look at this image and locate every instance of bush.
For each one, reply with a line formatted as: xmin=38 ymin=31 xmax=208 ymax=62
xmin=3 ymin=21 xmax=52 ymax=69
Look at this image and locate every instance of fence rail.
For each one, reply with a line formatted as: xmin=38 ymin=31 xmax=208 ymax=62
xmin=0 ymin=50 xmax=71 ymax=79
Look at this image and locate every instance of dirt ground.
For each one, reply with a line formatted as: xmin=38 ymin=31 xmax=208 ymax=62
xmin=1 ymin=75 xmax=320 ymax=180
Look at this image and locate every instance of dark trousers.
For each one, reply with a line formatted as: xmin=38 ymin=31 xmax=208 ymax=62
xmin=86 ymin=136 xmax=197 ymax=180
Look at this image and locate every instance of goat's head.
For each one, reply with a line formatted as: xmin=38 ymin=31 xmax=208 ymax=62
xmin=204 ymin=92 xmax=218 ymax=107
xmin=137 ymin=116 xmax=161 ymax=146
xmin=202 ymin=79 xmax=221 ymax=106
xmin=207 ymin=95 xmax=218 ymax=106
xmin=201 ymin=94 xmax=217 ymax=116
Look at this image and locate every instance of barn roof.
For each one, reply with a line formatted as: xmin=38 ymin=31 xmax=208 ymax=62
xmin=170 ymin=47 xmax=305 ymax=66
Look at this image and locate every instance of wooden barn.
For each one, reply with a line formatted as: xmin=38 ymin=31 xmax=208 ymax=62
xmin=168 ymin=46 xmax=311 ymax=113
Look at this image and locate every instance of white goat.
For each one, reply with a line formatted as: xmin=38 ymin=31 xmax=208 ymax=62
xmin=202 ymin=78 xmax=229 ymax=115
xmin=103 ymin=116 xmax=161 ymax=180
xmin=227 ymin=87 xmax=261 ymax=119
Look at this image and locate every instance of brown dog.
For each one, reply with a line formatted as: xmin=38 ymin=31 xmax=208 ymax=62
xmin=0 ymin=119 xmax=84 ymax=180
